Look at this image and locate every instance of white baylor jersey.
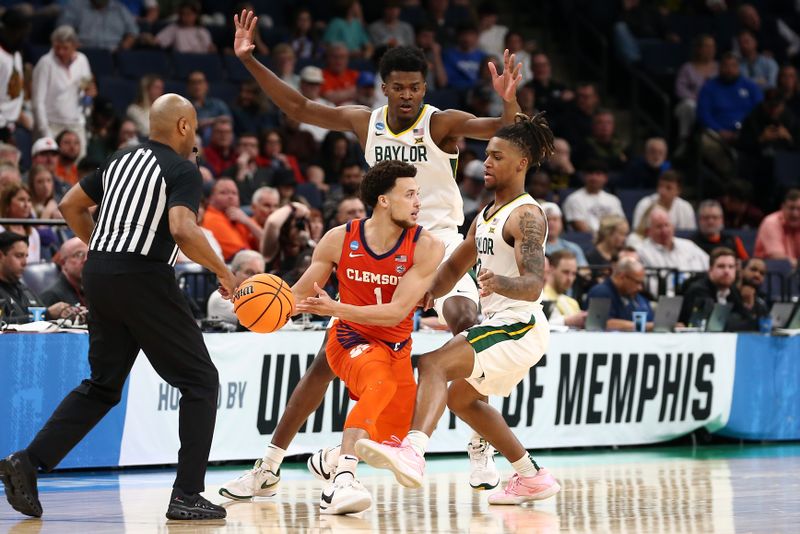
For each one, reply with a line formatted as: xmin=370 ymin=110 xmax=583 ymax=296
xmin=475 ymin=193 xmax=547 ymax=317
xmin=365 ymin=104 xmax=462 ymax=232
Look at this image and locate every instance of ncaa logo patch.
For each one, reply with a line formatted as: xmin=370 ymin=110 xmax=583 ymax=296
xmin=376 ymin=122 xmax=385 ymax=131
xmin=350 ymin=240 xmax=360 ymax=251
xmin=396 ymin=264 xmax=406 ymax=274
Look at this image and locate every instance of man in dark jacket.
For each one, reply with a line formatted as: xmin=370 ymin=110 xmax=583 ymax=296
xmin=41 ymin=238 xmax=87 ymax=308
xmin=679 ymin=246 xmax=761 ymax=331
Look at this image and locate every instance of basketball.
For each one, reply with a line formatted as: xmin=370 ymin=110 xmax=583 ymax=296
xmin=233 ymin=273 xmax=294 ymax=333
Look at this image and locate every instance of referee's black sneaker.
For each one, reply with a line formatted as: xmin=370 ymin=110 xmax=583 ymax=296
xmin=0 ymin=450 xmax=43 ymax=517
xmin=166 ymin=488 xmax=227 ymax=520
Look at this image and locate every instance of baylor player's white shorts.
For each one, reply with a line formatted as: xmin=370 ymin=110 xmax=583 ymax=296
xmin=430 ymin=229 xmax=480 ymax=324
xmin=462 ymin=307 xmax=549 ymax=397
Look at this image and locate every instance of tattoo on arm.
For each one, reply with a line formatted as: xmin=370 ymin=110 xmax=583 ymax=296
xmin=518 ymin=209 xmax=546 ymax=280
xmin=493 ymin=208 xmax=546 ymax=300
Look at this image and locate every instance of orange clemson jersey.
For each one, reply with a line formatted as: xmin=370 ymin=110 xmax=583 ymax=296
xmin=336 ymin=218 xmax=422 ymax=343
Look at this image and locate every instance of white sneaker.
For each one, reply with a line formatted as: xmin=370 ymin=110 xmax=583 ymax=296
xmin=319 ymin=477 xmax=372 ymax=515
xmin=307 ymin=446 xmax=340 ymax=482
xmin=468 ymin=438 xmax=500 ymax=490
xmin=218 ymin=459 xmax=280 ymax=500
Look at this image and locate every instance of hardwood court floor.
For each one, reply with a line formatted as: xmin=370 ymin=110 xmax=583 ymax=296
xmin=1 ymin=444 xmax=799 ymax=533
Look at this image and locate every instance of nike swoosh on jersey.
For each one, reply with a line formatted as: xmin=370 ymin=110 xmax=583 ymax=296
xmin=349 ymin=252 xmax=365 ymax=258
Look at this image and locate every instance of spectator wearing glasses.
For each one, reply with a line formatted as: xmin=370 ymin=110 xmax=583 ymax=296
xmin=41 ymin=238 xmax=88 ymax=308
xmin=250 ymin=187 xmax=280 ymax=229
xmin=206 ymin=250 xmax=265 ymax=324
xmin=691 ymin=199 xmax=749 ymax=260
xmin=586 ymin=256 xmax=654 ymax=332
xmin=637 ymin=206 xmax=709 ymax=272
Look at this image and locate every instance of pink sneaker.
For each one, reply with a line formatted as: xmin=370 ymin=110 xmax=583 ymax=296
xmin=355 ymin=438 xmax=425 ymax=489
xmin=488 ymin=469 xmax=561 ymax=505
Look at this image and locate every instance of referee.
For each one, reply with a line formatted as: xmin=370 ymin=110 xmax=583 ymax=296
xmin=0 ymin=94 xmax=236 ymax=521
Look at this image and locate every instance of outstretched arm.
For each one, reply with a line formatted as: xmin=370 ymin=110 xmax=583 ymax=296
xmin=478 ymin=204 xmax=546 ymax=301
xmin=297 ymin=233 xmax=445 ymax=325
xmin=432 ymin=50 xmax=523 ymax=141
xmin=234 ymin=10 xmax=370 ymax=140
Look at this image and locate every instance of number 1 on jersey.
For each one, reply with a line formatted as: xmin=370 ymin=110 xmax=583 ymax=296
xmin=374 ymin=286 xmax=383 ymax=305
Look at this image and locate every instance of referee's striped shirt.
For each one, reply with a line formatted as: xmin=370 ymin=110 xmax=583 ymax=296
xmin=80 ymin=140 xmax=202 ymax=268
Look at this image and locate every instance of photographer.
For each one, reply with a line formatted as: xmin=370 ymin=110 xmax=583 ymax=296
xmin=259 ymin=201 xmax=315 ymax=276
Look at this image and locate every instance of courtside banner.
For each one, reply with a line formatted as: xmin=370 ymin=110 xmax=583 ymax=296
xmin=118 ymin=331 xmax=736 ymax=464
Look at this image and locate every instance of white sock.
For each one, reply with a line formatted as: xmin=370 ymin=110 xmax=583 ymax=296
xmin=324 ymin=445 xmax=342 ymax=467
xmin=511 ymin=453 xmax=539 ymax=478
xmin=470 ymin=431 xmax=482 ymax=445
xmin=333 ymin=454 xmax=358 ymax=482
xmin=262 ymin=443 xmax=286 ymax=471
xmin=405 ymin=430 xmax=430 ymax=457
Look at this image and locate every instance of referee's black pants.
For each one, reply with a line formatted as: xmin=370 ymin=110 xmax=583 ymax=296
xmin=26 ymin=264 xmax=219 ymax=494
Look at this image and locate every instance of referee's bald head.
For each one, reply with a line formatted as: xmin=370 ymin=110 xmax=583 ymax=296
xmin=149 ymin=93 xmax=198 ymax=159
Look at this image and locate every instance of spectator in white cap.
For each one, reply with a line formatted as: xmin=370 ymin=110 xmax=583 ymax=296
xmin=297 ymin=66 xmax=333 ymax=143
xmin=542 ymin=201 xmax=589 ymax=266
xmin=460 ymin=159 xmax=485 ymax=214
xmin=25 ymin=137 xmax=70 ymax=201
xmin=32 ymin=25 xmax=93 ymax=158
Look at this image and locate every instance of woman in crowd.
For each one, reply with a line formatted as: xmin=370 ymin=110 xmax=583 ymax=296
xmin=0 ymin=184 xmax=41 ymax=263
xmin=28 ymin=165 xmax=60 ymax=220
xmin=674 ymin=34 xmax=718 ymax=141
xmin=126 ymin=74 xmax=164 ymax=137
xmin=258 ymin=129 xmax=305 ymax=184
xmin=586 ymin=215 xmax=630 ymax=267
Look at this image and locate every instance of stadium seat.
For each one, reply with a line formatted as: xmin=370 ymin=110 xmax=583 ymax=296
xmin=29 ymin=44 xmax=50 ymax=65
xmin=22 ymin=263 xmax=59 ymax=297
xmin=172 ymin=53 xmax=225 ymax=82
xmin=562 ymin=231 xmax=594 ymax=253
xmin=637 ymin=41 xmax=686 ymax=79
xmin=773 ymin=151 xmax=800 ymax=190
xmin=117 ymin=49 xmax=172 ymax=79
xmin=728 ymin=229 xmax=757 ymax=257
xmin=163 ymin=80 xmax=188 ymax=98
xmin=208 ymin=80 xmax=238 ymax=105
xmin=82 ymin=48 xmax=115 ymax=77
xmin=295 ymin=57 xmax=324 ymax=73
xmin=426 ymin=89 xmax=461 ymax=111
xmin=762 ymin=259 xmax=793 ymax=302
xmin=175 ymin=263 xmax=218 ymax=318
xmin=13 ymin=127 xmax=32 ymax=171
xmin=296 ymin=183 xmax=323 ymax=210
xmin=223 ymin=54 xmax=251 ymax=83
xmin=616 ymin=188 xmax=652 ymax=225
xmin=97 ymin=76 xmax=137 ymax=116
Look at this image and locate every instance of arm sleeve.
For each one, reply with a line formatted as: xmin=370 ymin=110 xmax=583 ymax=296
xmin=166 ymin=160 xmax=203 ymax=213
xmin=156 ymin=25 xmax=176 ymax=48
xmin=79 ymin=167 xmax=104 ymax=204
xmin=696 ymin=83 xmax=722 ymax=131
xmin=31 ymin=60 xmax=50 ymax=135
xmin=675 ymin=64 xmax=693 ymax=100
xmin=121 ymin=6 xmax=140 ymax=36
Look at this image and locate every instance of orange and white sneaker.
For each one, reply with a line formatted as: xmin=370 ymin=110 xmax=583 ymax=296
xmin=487 ymin=469 xmax=561 ymax=505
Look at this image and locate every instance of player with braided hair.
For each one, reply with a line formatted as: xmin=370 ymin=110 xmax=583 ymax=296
xmin=355 ymin=114 xmax=561 ymax=505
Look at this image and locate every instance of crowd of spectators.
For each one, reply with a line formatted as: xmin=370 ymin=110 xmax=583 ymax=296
xmin=0 ymin=0 xmax=798 ymax=334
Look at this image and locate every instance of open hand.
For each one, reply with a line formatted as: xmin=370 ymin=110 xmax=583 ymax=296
xmin=233 ymin=9 xmax=257 ymax=59
xmin=295 ymin=282 xmax=338 ymax=316
xmin=477 ymin=268 xmax=498 ymax=297
xmin=489 ymin=49 xmax=523 ymax=103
